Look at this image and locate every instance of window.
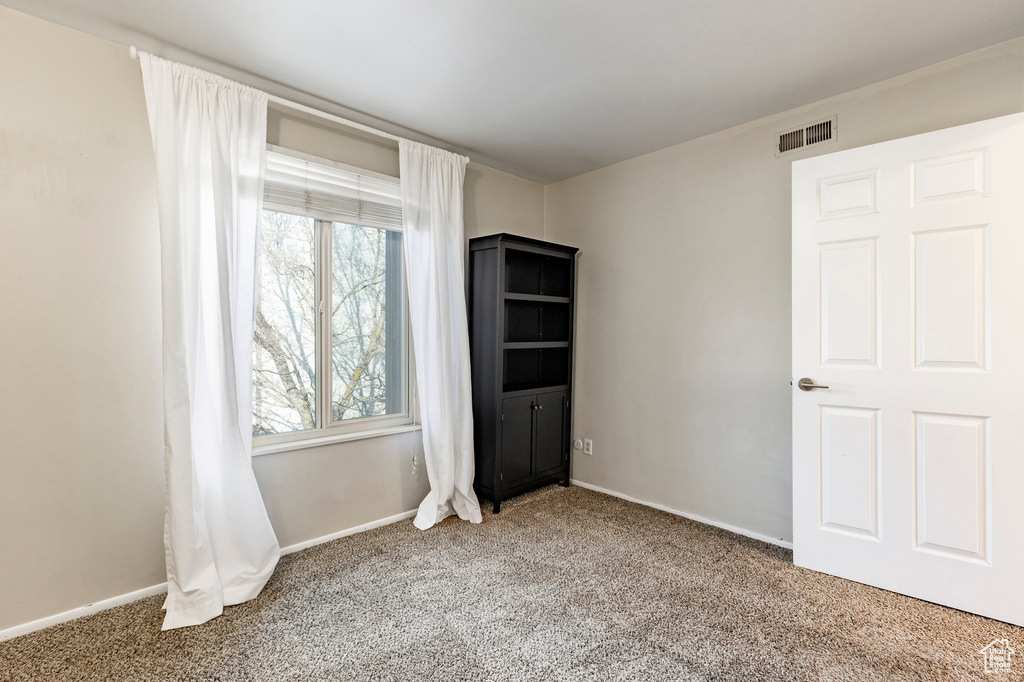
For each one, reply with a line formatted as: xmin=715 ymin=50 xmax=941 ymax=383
xmin=252 ymin=147 xmax=414 ymax=449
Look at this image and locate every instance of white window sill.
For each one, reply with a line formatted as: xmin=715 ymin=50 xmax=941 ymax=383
xmin=253 ymin=423 xmax=422 ymax=457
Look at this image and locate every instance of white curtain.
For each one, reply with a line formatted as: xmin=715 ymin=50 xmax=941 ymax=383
xmin=399 ymin=141 xmax=483 ymax=530
xmin=140 ymin=53 xmax=280 ymax=630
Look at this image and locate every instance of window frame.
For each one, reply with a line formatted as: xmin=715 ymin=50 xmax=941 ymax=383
xmin=252 ymin=148 xmax=418 ymax=456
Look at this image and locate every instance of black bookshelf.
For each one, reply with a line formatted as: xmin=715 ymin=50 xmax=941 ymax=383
xmin=468 ymin=234 xmax=578 ymax=513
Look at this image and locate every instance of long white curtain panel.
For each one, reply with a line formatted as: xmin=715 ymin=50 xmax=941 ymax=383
xmin=140 ymin=53 xmax=280 ymax=630
xmin=399 ymin=141 xmax=483 ymax=530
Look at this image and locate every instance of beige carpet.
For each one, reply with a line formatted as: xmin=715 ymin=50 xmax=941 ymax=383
xmin=1 ymin=485 xmax=1019 ymax=681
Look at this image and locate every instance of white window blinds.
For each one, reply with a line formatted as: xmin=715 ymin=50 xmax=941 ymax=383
xmin=263 ymin=148 xmax=403 ymax=230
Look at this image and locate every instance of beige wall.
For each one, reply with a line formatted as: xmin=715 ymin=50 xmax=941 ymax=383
xmin=0 ymin=8 xmax=166 ymax=633
xmin=546 ymin=37 xmax=1024 ymax=544
xmin=0 ymin=6 xmax=544 ymax=632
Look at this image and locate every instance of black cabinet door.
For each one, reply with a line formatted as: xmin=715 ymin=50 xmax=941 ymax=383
xmin=534 ymin=391 xmax=567 ymax=474
xmin=501 ymin=395 xmax=535 ymax=483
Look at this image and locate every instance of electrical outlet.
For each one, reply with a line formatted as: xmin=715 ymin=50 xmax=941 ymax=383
xmin=411 ymin=455 xmax=418 ymax=474
xmin=583 ymin=438 xmax=593 ymax=456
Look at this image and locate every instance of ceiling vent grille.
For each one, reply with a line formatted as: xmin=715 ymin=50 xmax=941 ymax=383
xmin=776 ymin=115 xmax=837 ymax=157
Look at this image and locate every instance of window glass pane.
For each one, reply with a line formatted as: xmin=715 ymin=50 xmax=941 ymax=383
xmin=253 ymin=210 xmax=317 ymax=435
xmin=331 ymin=223 xmax=403 ymax=421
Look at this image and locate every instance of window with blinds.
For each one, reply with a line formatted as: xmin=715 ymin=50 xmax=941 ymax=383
xmin=253 ymin=146 xmax=413 ymax=450
xmin=263 ymin=146 xmax=403 ymax=231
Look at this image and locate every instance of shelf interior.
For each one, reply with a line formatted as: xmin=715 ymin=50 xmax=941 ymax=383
xmin=503 ymin=347 xmax=570 ymax=393
xmin=504 ymin=300 xmax=571 ymax=343
xmin=505 ymin=249 xmax=572 ymax=297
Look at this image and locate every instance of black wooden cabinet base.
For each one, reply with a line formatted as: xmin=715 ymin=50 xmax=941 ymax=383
xmin=468 ymin=234 xmax=578 ymax=513
xmin=490 ymin=471 xmax=571 ymax=514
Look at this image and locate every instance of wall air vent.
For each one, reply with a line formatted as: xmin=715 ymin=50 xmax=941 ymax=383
xmin=776 ymin=115 xmax=837 ymax=157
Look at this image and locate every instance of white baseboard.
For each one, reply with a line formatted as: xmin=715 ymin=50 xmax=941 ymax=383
xmin=0 ymin=508 xmax=418 ymax=643
xmin=279 ymin=509 xmax=417 ymax=555
xmin=0 ymin=582 xmax=168 ymax=643
xmin=570 ymin=479 xmax=793 ymax=550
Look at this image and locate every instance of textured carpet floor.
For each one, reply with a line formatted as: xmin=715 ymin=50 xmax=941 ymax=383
xmin=1 ymin=485 xmax=1020 ymax=681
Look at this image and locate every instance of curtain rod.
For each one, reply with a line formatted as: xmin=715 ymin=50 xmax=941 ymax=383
xmin=129 ymin=45 xmax=403 ymax=144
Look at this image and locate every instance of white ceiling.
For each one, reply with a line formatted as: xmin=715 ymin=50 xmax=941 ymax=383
xmin=6 ymin=0 xmax=1024 ymax=183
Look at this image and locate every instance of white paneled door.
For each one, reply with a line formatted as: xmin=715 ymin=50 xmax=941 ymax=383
xmin=792 ymin=113 xmax=1024 ymax=626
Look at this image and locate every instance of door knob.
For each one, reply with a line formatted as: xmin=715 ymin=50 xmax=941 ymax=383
xmin=798 ymin=378 xmax=829 ymax=391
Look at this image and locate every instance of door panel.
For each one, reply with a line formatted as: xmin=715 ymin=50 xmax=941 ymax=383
xmin=913 ymin=412 xmax=990 ymax=564
xmin=818 ymin=169 xmax=879 ymax=219
xmin=819 ymin=238 xmax=878 ymax=367
xmin=792 ymin=112 xmax=1024 ymax=626
xmin=819 ymin=405 xmax=879 ymax=540
xmin=914 ymin=149 xmax=988 ymax=205
xmin=913 ymin=226 xmax=989 ymax=371
xmin=501 ymin=396 xmax=534 ymax=483
xmin=534 ymin=391 xmax=566 ymax=474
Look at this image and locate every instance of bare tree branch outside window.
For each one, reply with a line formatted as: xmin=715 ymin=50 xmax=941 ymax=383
xmin=253 ymin=211 xmax=402 ymax=436
xmin=253 ymin=211 xmax=316 ymax=435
